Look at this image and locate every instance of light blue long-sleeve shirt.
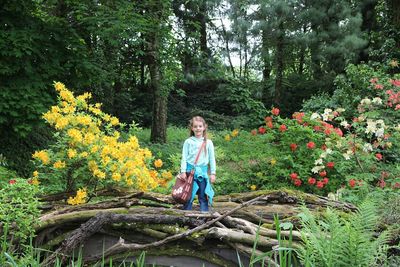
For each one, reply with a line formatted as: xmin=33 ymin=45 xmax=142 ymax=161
xmin=180 ymin=136 xmax=216 ymax=174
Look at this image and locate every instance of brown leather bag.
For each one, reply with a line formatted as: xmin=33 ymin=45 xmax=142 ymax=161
xmin=172 ymin=140 xmax=206 ymax=204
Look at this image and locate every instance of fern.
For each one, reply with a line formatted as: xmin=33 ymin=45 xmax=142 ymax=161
xmin=297 ymin=199 xmax=391 ymax=267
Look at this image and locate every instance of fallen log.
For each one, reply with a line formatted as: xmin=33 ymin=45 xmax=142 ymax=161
xmin=36 ymin=189 xmax=356 ymax=266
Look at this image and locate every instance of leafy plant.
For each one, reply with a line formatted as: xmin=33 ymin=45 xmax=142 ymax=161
xmin=297 ymin=200 xmax=391 ymax=267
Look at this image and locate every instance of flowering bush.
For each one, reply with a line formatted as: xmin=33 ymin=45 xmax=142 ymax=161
xmin=216 ymin=63 xmax=400 ymax=196
xmin=31 ymin=82 xmax=168 ymax=204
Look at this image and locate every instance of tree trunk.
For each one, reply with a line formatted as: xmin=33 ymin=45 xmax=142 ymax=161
xmin=148 ymin=2 xmax=167 ymax=144
xmin=274 ymin=21 xmax=284 ymax=106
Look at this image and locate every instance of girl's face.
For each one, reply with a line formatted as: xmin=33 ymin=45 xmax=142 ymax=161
xmin=192 ymin=120 xmax=205 ymax=138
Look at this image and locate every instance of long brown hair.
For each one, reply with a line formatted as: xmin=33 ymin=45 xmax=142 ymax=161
xmin=189 ymin=116 xmax=208 ymax=154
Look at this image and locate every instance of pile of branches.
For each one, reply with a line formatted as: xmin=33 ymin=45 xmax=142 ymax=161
xmin=36 ymin=190 xmax=356 ymax=266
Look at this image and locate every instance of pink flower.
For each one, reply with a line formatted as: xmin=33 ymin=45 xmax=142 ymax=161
xmin=266 ymin=121 xmax=274 ymax=129
xmin=308 ymin=177 xmax=316 ymax=185
xmin=307 ymin=141 xmax=315 ymax=149
xmin=375 ymin=153 xmax=383 ymax=161
xmin=251 ymin=129 xmax=257 ymax=136
xmin=377 ymin=179 xmax=386 ymax=188
xmin=370 ymin=78 xmax=378 ymax=84
xmin=375 ymin=84 xmax=384 ymax=90
xmin=9 ymin=179 xmax=16 ymax=185
xmin=390 ymin=79 xmax=400 ymax=87
xmin=258 ymin=127 xmax=266 ymax=134
xmin=316 ymin=181 xmax=324 ymax=188
xmin=271 ymin=107 xmax=280 ymax=116
xmin=322 ymin=177 xmax=329 ymax=184
xmin=294 ymin=179 xmax=302 ymax=187
xmin=290 ymin=143 xmax=298 ymax=152
xmin=279 ymin=124 xmax=287 ymax=132
xmin=290 ymin=173 xmax=298 ymax=180
xmin=326 ymin=162 xmax=335 ymax=169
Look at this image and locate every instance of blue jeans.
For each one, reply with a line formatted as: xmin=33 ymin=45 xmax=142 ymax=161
xmin=183 ymin=177 xmax=208 ymax=212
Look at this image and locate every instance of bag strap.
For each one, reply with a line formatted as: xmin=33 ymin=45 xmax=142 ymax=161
xmin=193 ymin=140 xmax=207 ymax=166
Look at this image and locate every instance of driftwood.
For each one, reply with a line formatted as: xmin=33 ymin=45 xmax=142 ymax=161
xmin=36 ymin=189 xmax=357 ymax=266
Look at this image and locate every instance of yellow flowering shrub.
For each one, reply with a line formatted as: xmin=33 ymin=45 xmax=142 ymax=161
xmin=31 ymin=82 xmax=162 ymax=204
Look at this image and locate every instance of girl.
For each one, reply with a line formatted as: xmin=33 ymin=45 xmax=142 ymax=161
xmin=180 ymin=116 xmax=216 ymax=212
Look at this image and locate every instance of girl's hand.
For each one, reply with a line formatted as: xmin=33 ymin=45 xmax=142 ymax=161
xmin=180 ymin=172 xmax=187 ymax=180
xmin=210 ymin=174 xmax=216 ymax=183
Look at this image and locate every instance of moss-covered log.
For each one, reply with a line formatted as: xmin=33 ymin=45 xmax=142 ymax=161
xmin=36 ymin=190 xmax=356 ymax=266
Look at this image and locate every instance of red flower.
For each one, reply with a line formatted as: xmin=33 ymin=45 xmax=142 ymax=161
xmin=8 ymin=179 xmax=16 ymax=185
xmin=306 ymin=141 xmax=315 ymax=149
xmin=324 ymin=128 xmax=332 ymax=135
xmin=271 ymin=107 xmax=280 ymax=116
xmin=290 ymin=143 xmax=298 ymax=152
xmin=349 ymin=179 xmax=356 ymax=188
xmin=326 ymin=162 xmax=335 ymax=169
xmin=290 ymin=173 xmax=298 ymax=180
xmin=279 ymin=124 xmax=287 ymax=132
xmin=294 ymin=179 xmax=302 ymax=187
xmin=375 ymin=153 xmax=383 ymax=161
xmin=308 ymin=177 xmax=316 ymax=185
xmin=313 ymin=126 xmax=322 ymax=132
xmin=258 ymin=127 xmax=266 ymax=134
xmin=334 ymin=128 xmax=343 ymax=137
xmin=251 ymin=129 xmax=257 ymax=136
xmin=316 ymin=181 xmax=324 ymax=188
xmin=375 ymin=84 xmax=384 ymax=90
xmin=264 ymin=116 xmax=273 ymax=123
xmin=393 ymin=182 xmax=400 ymax=189
xmin=322 ymin=177 xmax=329 ymax=184
xmin=319 ymin=170 xmax=327 ymax=177
xmin=266 ymin=121 xmax=274 ymax=129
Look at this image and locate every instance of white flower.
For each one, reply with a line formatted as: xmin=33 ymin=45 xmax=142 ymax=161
xmin=362 ymin=143 xmax=373 ymax=152
xmin=336 ymin=108 xmax=346 ymax=113
xmin=320 ymin=152 xmax=327 ymax=159
xmin=324 ymin=108 xmax=333 ymax=114
xmin=372 ymin=97 xmax=382 ymax=105
xmin=365 ymin=120 xmax=377 ymax=134
xmin=311 ymin=165 xmax=325 ymax=173
xmin=326 ymin=148 xmax=333 ymax=155
xmin=343 ymin=150 xmax=353 ymax=160
xmin=395 ymin=124 xmax=400 ymax=131
xmin=315 ymin=158 xmax=323 ymax=165
xmin=340 ymin=120 xmax=349 ymax=128
xmin=310 ymin=113 xmax=321 ymax=120
xmin=360 ymin=98 xmax=371 ymax=105
xmin=375 ymin=128 xmax=384 ymax=138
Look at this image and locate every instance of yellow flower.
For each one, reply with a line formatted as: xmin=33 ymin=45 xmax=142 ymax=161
xmin=110 ymin=117 xmax=119 ymax=126
xmin=112 ymin=173 xmax=121 ymax=182
xmin=231 ymin=129 xmax=239 ymax=137
xmin=31 ymin=177 xmax=40 ymax=185
xmin=161 ymin=171 xmax=173 ymax=180
xmin=53 ymin=160 xmax=66 ymax=169
xmin=154 ymin=159 xmax=163 ymax=168
xmin=54 ymin=82 xmax=66 ymax=92
xmin=33 ymin=170 xmax=39 ymax=177
xmin=224 ymin=134 xmax=231 ymax=141
xmin=80 ymin=151 xmax=88 ymax=158
xmin=68 ymin=149 xmax=77 ymax=159
xmin=67 ymin=188 xmax=87 ymax=205
xmin=270 ymin=158 xmax=277 ymax=165
xmin=250 ymin=185 xmax=257 ymax=191
xmin=126 ymin=178 xmax=133 ymax=186
xmin=32 ymin=150 xmax=50 ymax=165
